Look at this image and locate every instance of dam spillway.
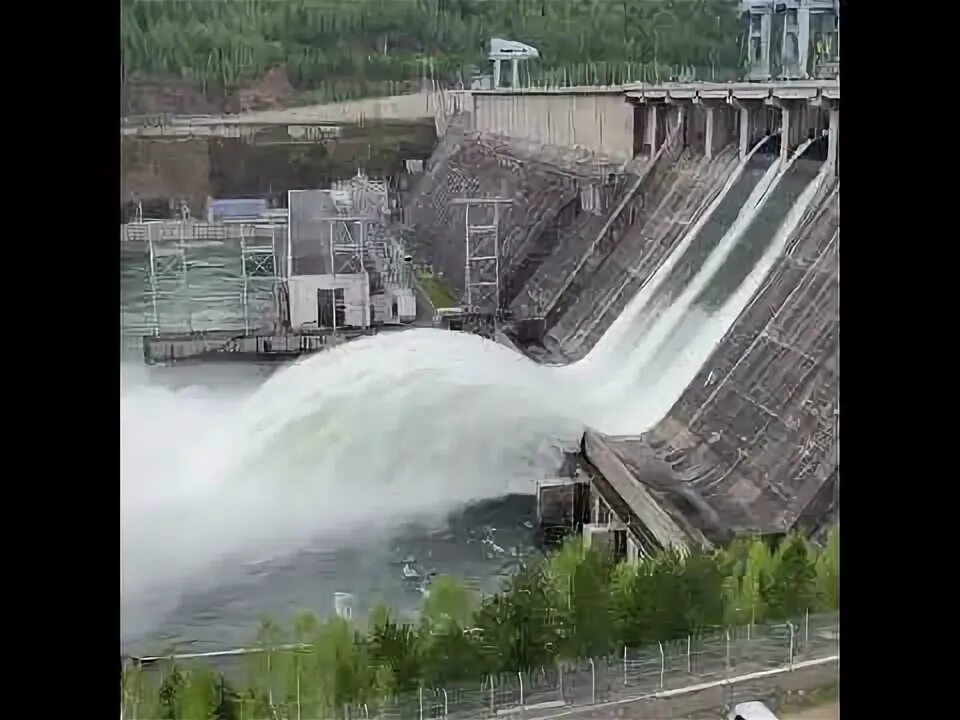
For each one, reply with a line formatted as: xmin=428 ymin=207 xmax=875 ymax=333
xmin=389 ymin=94 xmax=840 ymax=551
xmin=583 ymin=170 xmax=839 ymax=547
xmin=121 ymin=81 xmax=840 ymax=651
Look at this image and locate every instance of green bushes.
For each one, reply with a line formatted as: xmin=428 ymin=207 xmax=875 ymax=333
xmin=416 ymin=269 xmax=458 ymax=310
xmin=122 ymin=528 xmax=839 ymax=719
xmin=121 ymin=0 xmax=745 ymax=98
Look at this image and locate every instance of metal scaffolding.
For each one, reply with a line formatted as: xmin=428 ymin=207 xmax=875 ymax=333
xmin=451 ymin=197 xmax=513 ymax=315
xmin=330 ymin=173 xmax=390 ymax=279
xmin=238 ymin=225 xmax=280 ymax=334
xmin=328 ymin=216 xmax=369 ymax=275
xmin=144 ymin=225 xmax=187 ymax=336
xmin=285 ymin=174 xmax=412 ymax=334
xmin=135 ymin=220 xmax=282 ymax=337
xmin=286 ymin=175 xmax=389 ymax=278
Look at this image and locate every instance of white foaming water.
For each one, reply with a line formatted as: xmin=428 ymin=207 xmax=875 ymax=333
xmin=121 ymin=147 xmax=827 ymax=637
xmin=571 ymin=133 xmax=779 ymax=356
xmin=120 ymin=335 xmax=585 ymax=635
xmin=621 ymin=162 xmax=832 ymax=410
xmin=584 ymin=139 xmax=819 ymax=398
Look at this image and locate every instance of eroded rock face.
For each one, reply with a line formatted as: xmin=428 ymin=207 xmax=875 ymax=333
xmin=621 ymin=180 xmax=840 ymax=541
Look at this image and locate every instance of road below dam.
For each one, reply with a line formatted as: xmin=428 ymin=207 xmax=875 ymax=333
xmin=121 ymin=116 xmax=839 ymax=656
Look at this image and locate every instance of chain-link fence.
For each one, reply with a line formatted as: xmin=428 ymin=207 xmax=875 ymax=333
xmin=125 ymin=612 xmax=837 ymax=720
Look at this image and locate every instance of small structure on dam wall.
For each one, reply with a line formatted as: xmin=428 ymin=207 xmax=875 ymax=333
xmin=569 ymin=180 xmax=839 ymax=551
xmin=742 ymin=0 xmax=841 ymax=82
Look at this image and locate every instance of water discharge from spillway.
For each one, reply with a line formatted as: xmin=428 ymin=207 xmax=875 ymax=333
xmin=121 ymin=139 xmax=831 ymax=636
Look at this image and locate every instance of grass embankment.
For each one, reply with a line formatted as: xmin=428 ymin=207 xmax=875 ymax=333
xmin=416 ymin=269 xmax=458 ymax=310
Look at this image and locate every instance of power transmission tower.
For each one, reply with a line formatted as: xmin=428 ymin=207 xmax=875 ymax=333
xmin=450 ymin=197 xmax=512 ymax=334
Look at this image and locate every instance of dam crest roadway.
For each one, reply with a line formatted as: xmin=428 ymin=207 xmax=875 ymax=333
xmin=120 ymin=80 xmax=839 ymax=172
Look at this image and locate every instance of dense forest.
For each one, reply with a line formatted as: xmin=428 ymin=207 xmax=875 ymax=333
xmin=122 ymin=529 xmax=839 ymax=719
xmin=121 ymin=0 xmax=746 ymax=103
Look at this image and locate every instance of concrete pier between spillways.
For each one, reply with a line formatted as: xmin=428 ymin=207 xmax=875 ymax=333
xmin=621 ymin=81 xmax=839 ymax=172
xmin=576 ymin=180 xmax=839 ymax=549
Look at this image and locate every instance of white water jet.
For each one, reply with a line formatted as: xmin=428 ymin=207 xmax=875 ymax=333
xmin=712 ymin=167 xmax=831 ymax=339
xmin=585 ymin=141 xmax=815 ymax=412
xmin=572 ymin=134 xmax=778 ymax=363
xmin=121 ymin=145 xmax=830 ymax=636
xmin=120 ymin=334 xmax=585 ymax=634
xmin=564 ymin=138 xmax=810 ymax=431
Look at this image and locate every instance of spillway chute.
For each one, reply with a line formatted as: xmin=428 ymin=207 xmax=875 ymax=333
xmin=570 ymin=134 xmax=779 ymax=374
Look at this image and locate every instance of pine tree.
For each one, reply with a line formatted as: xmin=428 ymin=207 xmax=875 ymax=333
xmin=178 ymin=668 xmax=220 ymax=720
xmin=762 ymin=534 xmax=819 ymax=620
xmin=814 ymin=527 xmax=840 ymax=611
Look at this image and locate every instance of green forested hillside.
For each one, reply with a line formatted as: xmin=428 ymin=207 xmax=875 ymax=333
xmin=122 ymin=0 xmax=745 ymax=100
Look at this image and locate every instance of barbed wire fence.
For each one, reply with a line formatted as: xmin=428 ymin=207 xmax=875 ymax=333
xmin=124 ymin=611 xmax=838 ymax=720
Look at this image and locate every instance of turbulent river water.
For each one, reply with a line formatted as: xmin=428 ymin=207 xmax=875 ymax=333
xmin=120 ymin=154 xmax=828 ymax=656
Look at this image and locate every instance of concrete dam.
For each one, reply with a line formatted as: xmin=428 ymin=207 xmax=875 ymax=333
xmin=121 ymin=81 xmax=839 ymax=562
xmin=120 ymin=82 xmax=840 ymax=655
xmin=401 ymin=82 xmax=839 ymax=547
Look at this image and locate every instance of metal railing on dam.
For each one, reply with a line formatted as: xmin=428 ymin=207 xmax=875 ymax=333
xmin=121 ymin=220 xmax=284 ymax=244
xmin=122 ymin=612 xmax=838 ymax=719
xmin=120 ymin=82 xmax=839 ymax=142
xmin=121 ymin=87 xmax=466 ymax=138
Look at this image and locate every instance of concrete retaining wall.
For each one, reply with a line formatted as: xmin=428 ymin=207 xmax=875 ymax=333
xmin=472 ymin=93 xmax=635 ymax=163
